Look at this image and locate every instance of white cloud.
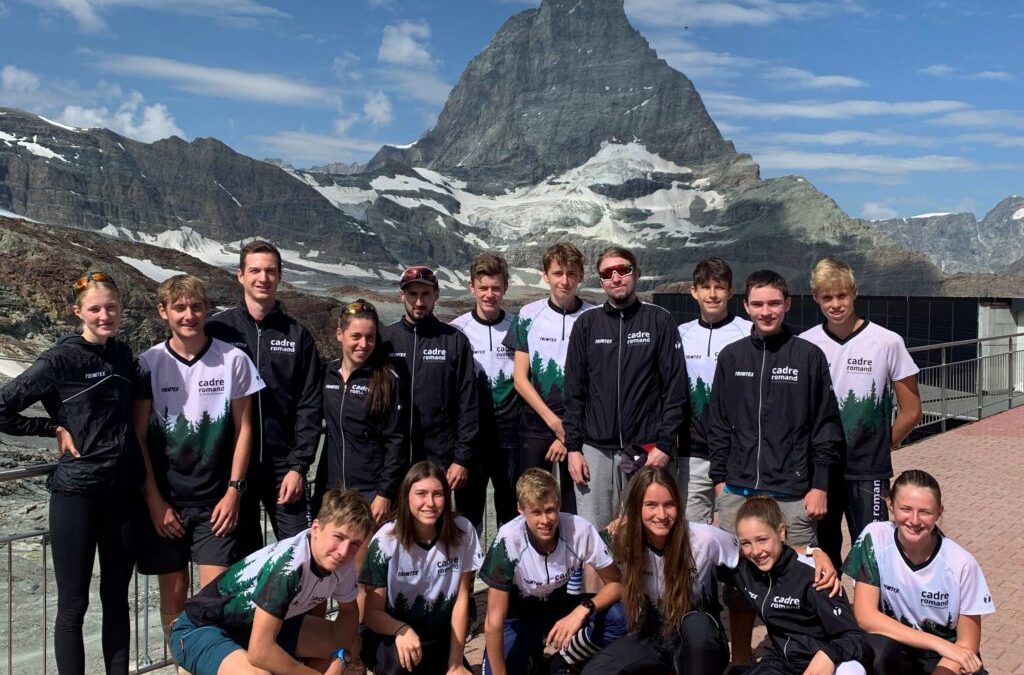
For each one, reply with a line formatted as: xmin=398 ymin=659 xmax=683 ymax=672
xmin=861 ymin=201 xmax=898 ymax=219
xmin=754 ymin=148 xmax=978 ymax=174
xmin=957 ymin=132 xmax=1024 ymax=148
xmin=919 ymin=63 xmax=954 ymax=76
xmin=704 ymin=92 xmax=970 ymax=119
xmin=378 ymin=20 xmax=434 ymax=67
xmin=375 ymin=67 xmax=451 ymax=106
xmin=98 ymin=54 xmax=337 ymax=105
xmin=932 ymin=109 xmax=1024 ymax=129
xmin=368 ymin=0 xmax=397 ymax=7
xmin=1 ymin=64 xmax=41 ymax=93
xmin=332 ymin=51 xmax=362 ymax=81
xmin=61 ymin=91 xmax=184 ymax=142
xmin=970 ymin=70 xmax=1012 ymax=81
xmin=363 ymin=91 xmax=393 ymax=126
xmin=625 ymin=0 xmax=860 ymax=27
xmin=0 ymin=1 xmax=10 ymax=16
xmin=646 ymin=33 xmax=756 ymax=80
xmin=764 ymin=130 xmax=939 ymax=148
xmin=764 ymin=66 xmax=865 ymax=89
xmin=252 ymin=130 xmax=383 ymax=165
xmin=19 ymin=0 xmax=287 ymax=32
xmin=715 ymin=121 xmax=747 ymax=135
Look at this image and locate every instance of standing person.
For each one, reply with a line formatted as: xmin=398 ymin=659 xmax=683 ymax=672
xmin=504 ymin=242 xmax=594 ymax=513
xmin=0 ymin=271 xmax=141 ymax=675
xmin=562 ymin=246 xmax=687 ymax=530
xmin=380 ymin=265 xmax=479 ymax=525
xmin=316 ymin=299 xmax=407 ymax=524
xmin=801 ymin=257 xmax=922 ymax=569
xmin=169 ymin=489 xmax=373 ymax=675
xmin=450 ymin=252 xmax=520 ymax=527
xmin=359 ymin=461 xmax=482 ymax=675
xmin=135 ymin=274 xmax=265 ymax=656
xmin=727 ymin=496 xmax=868 ymax=674
xmin=677 ymin=257 xmax=752 ymax=524
xmin=480 ymin=468 xmax=626 ymax=675
xmin=708 ymin=269 xmax=843 ymax=663
xmin=206 ymin=240 xmax=323 ymax=551
xmin=846 ymin=470 xmax=994 ymax=675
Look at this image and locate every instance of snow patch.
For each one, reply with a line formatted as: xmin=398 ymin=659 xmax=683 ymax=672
xmin=38 ymin=116 xmax=79 ymax=132
xmin=383 ymin=194 xmax=454 ymax=218
xmin=0 ymin=131 xmax=68 ymax=162
xmin=214 ymin=181 xmax=242 ymax=208
xmin=0 ymin=208 xmax=38 ymax=222
xmin=1012 ymin=207 xmax=1024 ymax=221
xmin=910 ymin=212 xmax=952 ymax=219
xmin=0 ymin=357 xmax=28 ymax=379
xmin=116 ymin=256 xmax=186 ymax=283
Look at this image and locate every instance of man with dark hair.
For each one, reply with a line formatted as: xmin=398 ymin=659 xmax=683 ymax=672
xmin=206 ymin=240 xmax=323 ymax=551
xmin=562 ymin=246 xmax=687 ymax=529
xmin=380 ymin=265 xmax=480 ymax=525
xmin=677 ymin=257 xmax=751 ymax=524
xmin=451 ymin=251 xmax=520 ymax=527
xmin=707 ymin=268 xmax=843 ymax=663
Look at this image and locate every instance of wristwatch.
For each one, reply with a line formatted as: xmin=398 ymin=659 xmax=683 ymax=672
xmin=228 ymin=479 xmax=247 ymax=494
xmin=334 ymin=648 xmax=352 ymax=664
xmin=580 ymin=598 xmax=596 ymax=617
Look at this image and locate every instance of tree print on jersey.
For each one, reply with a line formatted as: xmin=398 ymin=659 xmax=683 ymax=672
xmin=531 ymin=351 xmax=566 ymax=400
xmin=359 ymin=538 xmax=392 ymax=588
xmin=490 ymin=369 xmax=516 ymax=411
xmin=837 ymin=381 xmax=894 ymax=447
xmin=391 ymin=590 xmax=458 ymax=631
xmin=151 ymin=402 xmax=231 ymax=470
xmin=921 ymin=614 xmax=958 ymax=641
xmin=845 ymin=532 xmax=880 ymax=586
xmin=479 ymin=536 xmax=519 ymax=590
xmin=690 ymin=378 xmax=712 ymax=418
xmin=219 ymin=546 xmax=299 ymax=623
xmin=510 ymin=316 xmax=532 ymax=351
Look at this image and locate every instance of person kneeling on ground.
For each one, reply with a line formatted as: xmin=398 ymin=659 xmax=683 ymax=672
xmin=169 ymin=489 xmax=372 ymax=675
xmin=481 ymin=468 xmax=626 ymax=675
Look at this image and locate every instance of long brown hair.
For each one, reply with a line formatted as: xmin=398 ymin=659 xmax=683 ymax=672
xmin=338 ymin=299 xmax=394 ymax=418
xmin=613 ymin=466 xmax=694 ymax=634
xmin=392 ymin=461 xmax=464 ymax=553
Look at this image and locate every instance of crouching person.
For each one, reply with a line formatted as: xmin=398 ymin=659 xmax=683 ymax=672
xmin=169 ymin=489 xmax=373 ymax=675
xmin=481 ymin=468 xmax=626 ymax=675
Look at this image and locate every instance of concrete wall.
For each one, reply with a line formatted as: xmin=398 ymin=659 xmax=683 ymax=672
xmin=977 ymin=301 xmax=1022 ymax=392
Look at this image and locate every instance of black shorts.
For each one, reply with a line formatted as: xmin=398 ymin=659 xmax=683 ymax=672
xmin=137 ymin=505 xmax=246 ymax=575
xmin=518 ymin=433 xmax=577 ymax=514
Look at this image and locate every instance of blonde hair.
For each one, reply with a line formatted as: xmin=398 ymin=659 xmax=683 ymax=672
xmin=516 ymin=468 xmax=560 ymax=508
xmin=316 ymin=488 xmax=374 ymax=536
xmin=73 ymin=271 xmax=120 ymax=308
xmin=157 ymin=274 xmax=209 ymax=308
xmin=810 ymin=257 xmax=857 ymax=295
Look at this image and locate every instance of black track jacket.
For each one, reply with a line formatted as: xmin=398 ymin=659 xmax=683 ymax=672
xmin=0 ymin=335 xmax=142 ymax=495
xmin=206 ymin=303 xmax=322 ymax=475
xmin=708 ymin=325 xmax=842 ymax=496
xmin=562 ymin=298 xmax=687 ymax=454
xmin=723 ymin=546 xmax=866 ymax=672
xmin=320 ymin=360 xmax=408 ymax=499
xmin=380 ymin=314 xmax=478 ymax=468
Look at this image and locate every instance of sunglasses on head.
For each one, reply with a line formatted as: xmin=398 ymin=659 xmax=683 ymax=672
xmin=73 ymin=271 xmax=114 ymax=293
xmin=344 ymin=300 xmax=376 ymax=315
xmin=401 ymin=266 xmax=437 ymax=285
xmin=598 ymin=263 xmax=635 ymax=280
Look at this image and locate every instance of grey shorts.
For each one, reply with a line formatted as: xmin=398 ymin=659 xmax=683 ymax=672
xmin=572 ymin=444 xmax=626 ymax=531
xmin=716 ymin=489 xmax=817 ymax=547
xmin=677 ymin=456 xmax=714 ymax=524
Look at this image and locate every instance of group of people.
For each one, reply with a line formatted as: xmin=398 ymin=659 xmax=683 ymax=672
xmin=0 ymin=238 xmax=995 ymax=675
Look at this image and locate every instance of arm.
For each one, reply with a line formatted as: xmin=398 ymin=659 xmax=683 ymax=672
xmin=363 ymin=585 xmax=423 ymax=671
xmin=935 ymin=615 xmax=984 ymax=674
xmin=512 ymin=350 xmax=564 ymax=441
xmin=484 ymin=588 xmax=511 ymax=675
xmin=0 ymin=359 xmax=59 ymax=438
xmin=792 ymin=546 xmax=840 ymax=596
xmin=210 ymin=395 xmax=252 ymax=536
xmin=707 ymin=359 xmax=731 ymax=492
xmin=285 ymin=334 xmax=324 ymax=473
xmin=446 ymin=571 xmax=474 ymax=674
xmin=547 ymin=563 xmax=622 ymax=650
xmin=333 ymin=598 xmax=361 ymax=664
xmin=804 ymin=584 xmax=865 ymax=671
xmin=653 ymin=314 xmax=687 ymax=459
xmin=248 ymin=606 xmax=322 ymax=675
xmin=890 ymin=375 xmax=922 ymax=449
xmin=134 ymin=398 xmax=184 ymax=538
xmin=452 ymin=335 xmax=479 ymax=469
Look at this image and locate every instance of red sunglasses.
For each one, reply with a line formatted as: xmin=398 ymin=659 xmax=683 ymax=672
xmin=401 ymin=266 xmax=438 ymax=286
xmin=598 ymin=263 xmax=635 ymax=280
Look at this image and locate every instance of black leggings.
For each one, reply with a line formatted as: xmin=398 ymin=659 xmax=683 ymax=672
xmin=581 ymin=611 xmax=728 ymax=675
xmin=867 ymin=633 xmax=988 ymax=675
xmin=50 ymin=491 xmax=137 ymax=675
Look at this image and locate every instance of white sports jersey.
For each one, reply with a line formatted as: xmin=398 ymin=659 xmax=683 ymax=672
xmin=359 ymin=515 xmax=482 ymax=635
xmin=845 ymin=521 xmax=995 ymax=642
xmin=480 ymin=513 xmax=613 ymax=614
xmin=138 ymin=338 xmax=264 ymax=506
xmin=450 ymin=310 xmax=518 ymax=419
xmin=637 ymin=523 xmax=739 ymax=613
xmin=678 ymin=315 xmax=751 ymax=456
xmin=800 ymin=321 xmax=919 ymax=479
xmin=502 ymin=298 xmax=595 ymax=437
xmin=185 ymin=529 xmax=358 ymax=632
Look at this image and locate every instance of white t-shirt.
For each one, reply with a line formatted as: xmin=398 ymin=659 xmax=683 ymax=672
xmin=480 ymin=513 xmax=613 ymax=615
xmin=359 ymin=515 xmax=482 ymax=636
xmin=800 ymin=320 xmax=919 ymax=479
xmin=639 ymin=523 xmax=739 ymax=611
xmin=845 ymin=521 xmax=995 ymax=642
xmin=138 ymin=338 xmax=264 ymax=506
xmin=450 ymin=310 xmax=518 ymax=419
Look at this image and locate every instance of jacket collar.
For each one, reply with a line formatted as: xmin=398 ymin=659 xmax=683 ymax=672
xmin=399 ymin=313 xmax=442 ymax=333
xmin=750 ymin=324 xmax=793 ymax=350
xmin=698 ymin=313 xmax=736 ymax=330
xmin=601 ymin=295 xmax=642 ymax=318
xmin=239 ymin=300 xmax=284 ymax=325
xmin=753 ymin=544 xmax=799 ymax=581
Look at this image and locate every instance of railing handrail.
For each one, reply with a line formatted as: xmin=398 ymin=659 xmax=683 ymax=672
xmin=908 ymin=331 xmax=1024 ymax=353
xmin=0 ymin=462 xmax=56 ymax=483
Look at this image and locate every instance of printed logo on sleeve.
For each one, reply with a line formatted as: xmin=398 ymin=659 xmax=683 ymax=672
xmin=734 ymin=370 xmax=755 ymax=378
xmin=85 ymin=370 xmax=108 ymax=380
xmin=594 ymin=338 xmax=613 ymax=345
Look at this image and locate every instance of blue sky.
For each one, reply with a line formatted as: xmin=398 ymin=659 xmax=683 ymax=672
xmin=1 ymin=0 xmax=1021 ymax=220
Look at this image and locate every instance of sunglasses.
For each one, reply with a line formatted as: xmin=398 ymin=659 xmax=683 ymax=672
xmin=73 ymin=271 xmax=115 ymax=293
xmin=344 ymin=300 xmax=376 ymax=315
xmin=401 ymin=266 xmax=437 ymax=285
xmin=598 ymin=263 xmax=635 ymax=280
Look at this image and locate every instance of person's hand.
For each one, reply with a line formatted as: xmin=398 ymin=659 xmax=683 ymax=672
xmin=210 ymin=489 xmax=241 ymax=537
xmin=647 ymin=447 xmax=671 ymax=467
xmin=809 ymin=549 xmax=840 ymax=596
xmin=55 ymin=426 xmax=80 ymax=458
xmin=545 ymin=438 xmax=568 ymax=463
xmin=146 ymin=495 xmax=184 ymax=538
xmin=394 ymin=624 xmax=422 ymax=672
xmin=801 ymin=650 xmax=835 ymax=675
xmin=446 ymin=463 xmax=468 ymax=491
xmin=370 ymin=495 xmax=391 ymax=524
xmin=936 ymin=642 xmax=983 ymax=674
xmin=804 ymin=488 xmax=827 ymax=521
xmin=568 ymin=452 xmax=589 ymax=487
xmin=446 ymin=665 xmax=473 ymax=675
xmin=324 ymin=658 xmax=345 ymax=675
xmin=277 ymin=470 xmax=304 ymax=505
xmin=546 ymin=607 xmax=588 ymax=651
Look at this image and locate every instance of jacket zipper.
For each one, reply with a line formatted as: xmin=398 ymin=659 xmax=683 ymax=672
xmin=706 ymin=323 xmax=713 ymax=356
xmin=255 ymin=323 xmax=264 ymax=464
xmin=561 ymin=310 xmax=567 ymax=340
xmin=617 ymin=311 xmax=624 ymax=449
xmin=409 ymin=325 xmax=417 ymax=461
xmin=340 ymin=379 xmax=349 ymax=488
xmin=755 ymin=346 xmax=766 ymax=489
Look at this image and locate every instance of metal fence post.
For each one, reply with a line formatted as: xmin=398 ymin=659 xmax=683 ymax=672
xmin=940 ymin=346 xmax=948 ymax=432
xmin=1009 ymin=337 xmax=1016 ymax=409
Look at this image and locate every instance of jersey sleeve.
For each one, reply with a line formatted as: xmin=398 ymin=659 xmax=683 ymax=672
xmin=705 ymin=524 xmax=740 ymax=568
xmin=135 ymin=354 xmax=154 ymax=401
xmin=843 ymin=529 xmax=881 ymax=586
xmin=958 ymin=554 xmax=996 ymax=616
xmin=230 ymin=349 xmax=265 ymax=399
xmin=331 ymin=563 xmax=360 ymax=605
xmin=358 ymin=535 xmax=392 ymax=589
xmin=479 ymin=532 xmax=516 ymax=591
xmin=462 ymin=520 xmax=484 ymax=574
xmin=888 ymin=336 xmax=920 ymax=382
xmin=253 ymin=551 xmax=304 ymax=619
xmin=582 ymin=520 xmax=614 ymax=569
xmin=503 ymin=312 xmax=529 ymax=353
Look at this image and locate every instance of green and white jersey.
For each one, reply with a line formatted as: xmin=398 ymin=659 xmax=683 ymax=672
xmin=677 ymin=315 xmax=752 ymax=457
xmin=450 ymin=309 xmax=519 ymax=420
xmin=184 ymin=529 xmax=359 ymax=635
xmin=799 ymin=320 xmax=919 ymax=479
xmin=138 ymin=338 xmax=264 ymax=506
xmin=845 ymin=521 xmax=995 ymax=643
xmin=643 ymin=523 xmax=739 ymax=612
xmin=480 ymin=513 xmax=613 ymax=616
xmin=501 ymin=298 xmax=595 ymax=437
xmin=359 ymin=516 xmax=482 ymax=637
